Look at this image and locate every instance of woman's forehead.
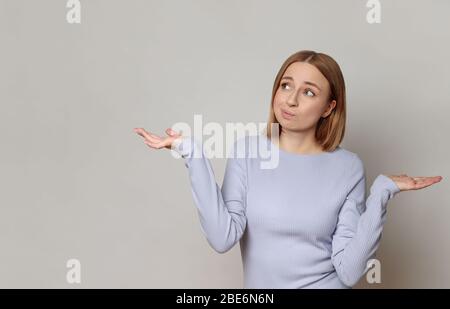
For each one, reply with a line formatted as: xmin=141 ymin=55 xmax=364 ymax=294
xmin=283 ymin=62 xmax=329 ymax=90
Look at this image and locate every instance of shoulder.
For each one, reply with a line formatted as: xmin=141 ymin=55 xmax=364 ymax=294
xmin=335 ymin=147 xmax=365 ymax=178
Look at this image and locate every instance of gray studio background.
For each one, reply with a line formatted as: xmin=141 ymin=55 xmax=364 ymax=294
xmin=0 ymin=0 xmax=449 ymax=288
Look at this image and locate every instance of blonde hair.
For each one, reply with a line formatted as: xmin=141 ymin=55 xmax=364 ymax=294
xmin=265 ymin=50 xmax=346 ymax=152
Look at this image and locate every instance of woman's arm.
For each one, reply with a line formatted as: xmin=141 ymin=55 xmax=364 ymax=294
xmin=330 ymin=156 xmax=399 ymax=287
xmin=330 ymin=154 xmax=442 ymax=287
xmin=170 ymin=135 xmax=248 ymax=254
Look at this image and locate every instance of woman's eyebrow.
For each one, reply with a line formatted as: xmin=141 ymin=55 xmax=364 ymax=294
xmin=281 ymin=76 xmax=321 ymax=91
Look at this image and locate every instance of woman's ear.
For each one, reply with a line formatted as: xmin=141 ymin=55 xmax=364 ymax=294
xmin=322 ymin=100 xmax=337 ymax=118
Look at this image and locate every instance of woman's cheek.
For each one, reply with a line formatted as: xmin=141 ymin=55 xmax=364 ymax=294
xmin=273 ymin=96 xmax=283 ymax=109
xmin=275 ymin=100 xmax=284 ymax=115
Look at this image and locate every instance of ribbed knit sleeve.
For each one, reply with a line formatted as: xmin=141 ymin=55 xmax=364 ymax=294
xmin=331 ymin=155 xmax=401 ymax=287
xmin=172 ymin=136 xmax=248 ymax=253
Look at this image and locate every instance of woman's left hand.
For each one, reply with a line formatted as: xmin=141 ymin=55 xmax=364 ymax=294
xmin=386 ymin=174 xmax=443 ymax=192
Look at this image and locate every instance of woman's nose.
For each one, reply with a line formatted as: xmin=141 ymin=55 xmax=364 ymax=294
xmin=286 ymin=90 xmax=299 ymax=107
xmin=286 ymin=97 xmax=298 ymax=107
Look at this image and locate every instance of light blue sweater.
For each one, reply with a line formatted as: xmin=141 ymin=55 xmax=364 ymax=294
xmin=172 ymin=133 xmax=400 ymax=288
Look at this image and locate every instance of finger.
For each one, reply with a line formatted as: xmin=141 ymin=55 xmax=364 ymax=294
xmin=143 ymin=134 xmax=161 ymax=143
xmin=144 ymin=140 xmax=157 ymax=149
xmin=134 ymin=128 xmax=152 ymax=139
xmin=135 ymin=128 xmax=162 ymax=142
xmin=148 ymin=131 xmax=164 ymax=139
xmin=414 ymin=178 xmax=441 ymax=189
xmin=166 ymin=128 xmax=182 ymax=137
xmin=165 ymin=128 xmax=177 ymax=136
xmin=144 ymin=139 xmax=165 ymax=149
xmin=413 ymin=176 xmax=442 ymax=183
xmin=426 ymin=176 xmax=443 ymax=183
xmin=415 ymin=182 xmax=434 ymax=190
xmin=138 ymin=134 xmax=160 ymax=146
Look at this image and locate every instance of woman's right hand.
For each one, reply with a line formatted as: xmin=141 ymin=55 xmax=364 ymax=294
xmin=133 ymin=127 xmax=183 ymax=150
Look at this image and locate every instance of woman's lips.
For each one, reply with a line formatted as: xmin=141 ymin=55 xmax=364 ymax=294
xmin=281 ymin=109 xmax=295 ymax=119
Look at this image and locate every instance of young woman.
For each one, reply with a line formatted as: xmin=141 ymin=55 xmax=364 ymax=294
xmin=134 ymin=50 xmax=442 ymax=288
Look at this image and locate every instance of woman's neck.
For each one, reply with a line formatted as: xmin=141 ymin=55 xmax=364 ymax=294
xmin=277 ymin=129 xmax=324 ymax=155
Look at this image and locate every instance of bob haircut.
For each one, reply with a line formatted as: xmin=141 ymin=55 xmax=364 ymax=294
xmin=265 ymin=50 xmax=346 ymax=152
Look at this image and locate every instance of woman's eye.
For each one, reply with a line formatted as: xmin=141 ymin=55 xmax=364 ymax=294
xmin=280 ymin=83 xmax=315 ymax=97
xmin=304 ymin=89 xmax=315 ymax=97
xmin=280 ymin=82 xmax=290 ymax=90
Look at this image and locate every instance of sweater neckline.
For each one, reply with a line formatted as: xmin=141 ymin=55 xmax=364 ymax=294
xmin=259 ymin=133 xmax=341 ymax=159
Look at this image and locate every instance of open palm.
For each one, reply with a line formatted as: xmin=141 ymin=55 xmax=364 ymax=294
xmin=133 ymin=127 xmax=182 ymax=150
xmin=386 ymin=174 xmax=443 ymax=192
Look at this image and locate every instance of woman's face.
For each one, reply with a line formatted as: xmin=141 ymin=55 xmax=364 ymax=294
xmin=273 ymin=61 xmax=336 ymax=132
